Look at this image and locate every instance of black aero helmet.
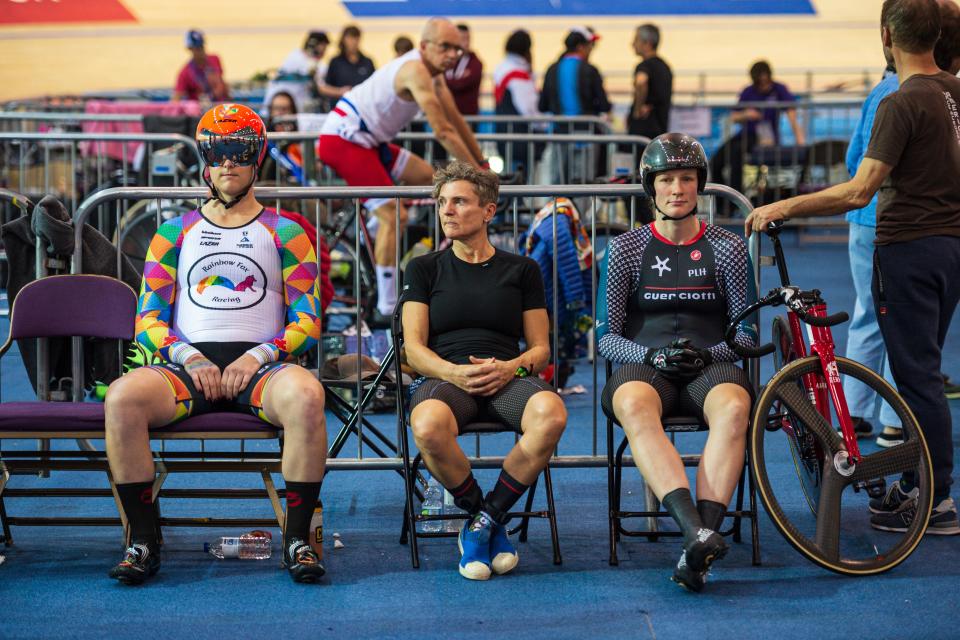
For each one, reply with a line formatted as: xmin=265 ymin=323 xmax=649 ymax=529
xmin=639 ymin=133 xmax=708 ymax=197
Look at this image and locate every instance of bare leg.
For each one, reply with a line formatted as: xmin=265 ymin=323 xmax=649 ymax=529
xmin=104 ymin=369 xmax=178 ymax=483
xmin=501 ymin=391 xmax=567 ymax=484
xmin=613 ymin=381 xmax=688 ymax=500
xmin=371 ymin=200 xmax=409 ymax=267
xmin=410 ymin=399 xmax=471 ymax=486
xmin=260 ymin=366 xmax=327 ymax=483
xmin=696 ymin=383 xmax=751 ymax=505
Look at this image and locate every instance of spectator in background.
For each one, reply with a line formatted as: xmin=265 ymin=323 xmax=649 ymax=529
xmin=493 ymin=29 xmax=542 ymax=174
xmin=265 ymin=31 xmax=346 ymax=113
xmin=539 ymin=26 xmax=611 ymax=119
xmin=326 ymin=25 xmax=376 ymax=92
xmin=445 ymin=24 xmax=484 ymax=116
xmin=173 ymin=29 xmax=230 ymax=103
xmin=711 ymin=60 xmax=805 ymax=207
xmin=394 ymin=35 xmax=414 ymax=57
xmin=260 ymin=91 xmax=305 ymax=185
xmin=628 ymin=24 xmax=673 ymax=139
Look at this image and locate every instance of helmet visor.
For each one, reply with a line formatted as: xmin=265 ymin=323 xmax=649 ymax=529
xmin=198 ymin=133 xmax=260 ymax=167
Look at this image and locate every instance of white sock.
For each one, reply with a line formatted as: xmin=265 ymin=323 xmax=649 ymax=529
xmin=376 ymin=265 xmax=397 ymax=316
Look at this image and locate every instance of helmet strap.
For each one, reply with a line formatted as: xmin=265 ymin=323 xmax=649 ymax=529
xmin=654 ymin=200 xmax=698 ymax=222
xmin=202 ymin=167 xmax=256 ymax=210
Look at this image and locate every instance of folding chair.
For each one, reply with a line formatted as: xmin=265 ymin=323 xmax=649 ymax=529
xmin=391 ymin=302 xmax=561 ymax=569
xmin=605 ymin=359 xmax=761 ymax=566
xmin=0 ymin=275 xmax=288 ymax=546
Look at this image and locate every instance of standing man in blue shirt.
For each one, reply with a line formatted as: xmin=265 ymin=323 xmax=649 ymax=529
xmin=842 ymin=62 xmax=902 ymax=447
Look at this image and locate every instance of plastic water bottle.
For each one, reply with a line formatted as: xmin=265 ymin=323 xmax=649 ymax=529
xmin=420 ymin=475 xmax=442 ymax=533
xmin=443 ymin=488 xmax=464 ymax=533
xmin=309 ymin=501 xmax=324 ymax=559
xmin=205 ymin=530 xmax=272 ymax=559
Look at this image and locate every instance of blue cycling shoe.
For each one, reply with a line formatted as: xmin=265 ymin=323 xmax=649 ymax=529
xmin=458 ymin=512 xmax=493 ymax=580
xmin=489 ymin=522 xmax=519 ymax=575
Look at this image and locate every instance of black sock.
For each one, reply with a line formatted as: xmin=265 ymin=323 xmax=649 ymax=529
xmin=284 ymin=481 xmax=322 ymax=542
xmin=697 ymin=499 xmax=726 ymax=533
xmin=661 ymin=488 xmax=705 ymax=545
xmin=116 ymin=481 xmax=158 ymax=547
xmin=482 ymin=469 xmax=529 ymax=525
xmin=449 ymin=473 xmax=484 ymax=515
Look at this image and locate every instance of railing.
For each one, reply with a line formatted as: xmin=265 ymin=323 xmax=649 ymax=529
xmin=67 ymin=183 xmax=760 ymax=468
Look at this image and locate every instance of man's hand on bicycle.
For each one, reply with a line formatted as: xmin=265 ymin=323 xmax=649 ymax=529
xmin=744 ymin=201 xmax=789 ymax=237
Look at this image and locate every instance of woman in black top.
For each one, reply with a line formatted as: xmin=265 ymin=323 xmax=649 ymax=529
xmin=325 ymin=25 xmax=375 ymax=90
xmin=402 ymin=161 xmax=567 ymax=581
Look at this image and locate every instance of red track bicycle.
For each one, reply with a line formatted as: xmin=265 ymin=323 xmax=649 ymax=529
xmin=726 ymin=221 xmax=933 ymax=575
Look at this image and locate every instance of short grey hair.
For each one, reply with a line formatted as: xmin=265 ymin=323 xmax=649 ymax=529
xmin=432 ymin=161 xmax=499 ymax=205
xmin=637 ymin=24 xmax=660 ymax=49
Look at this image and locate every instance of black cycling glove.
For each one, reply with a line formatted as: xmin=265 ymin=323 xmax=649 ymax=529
xmin=644 ymin=343 xmax=703 ymax=380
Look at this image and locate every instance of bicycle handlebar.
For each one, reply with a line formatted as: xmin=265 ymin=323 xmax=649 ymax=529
xmin=724 ymin=286 xmax=849 ymax=359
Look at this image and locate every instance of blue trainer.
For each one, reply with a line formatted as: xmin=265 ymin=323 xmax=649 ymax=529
xmin=458 ymin=512 xmax=493 ymax=580
xmin=489 ymin=523 xmax=519 ymax=575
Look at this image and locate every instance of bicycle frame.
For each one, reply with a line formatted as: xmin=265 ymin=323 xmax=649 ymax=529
xmin=770 ymin=231 xmax=863 ymax=464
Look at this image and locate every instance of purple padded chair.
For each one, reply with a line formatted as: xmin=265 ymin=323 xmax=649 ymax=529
xmin=0 ymin=275 xmax=284 ymax=547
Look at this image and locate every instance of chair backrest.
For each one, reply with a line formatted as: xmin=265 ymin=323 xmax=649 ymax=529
xmin=7 ymin=274 xmax=137 ymax=341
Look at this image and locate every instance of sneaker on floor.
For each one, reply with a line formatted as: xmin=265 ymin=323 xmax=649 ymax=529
xmin=840 ymin=417 xmax=874 ymax=439
xmin=489 ymin=522 xmax=519 ymax=575
xmin=871 ymin=496 xmax=960 ymax=535
xmin=944 ymin=374 xmax=960 ymax=399
xmin=869 ymin=481 xmax=919 ymax=514
xmin=282 ymin=538 xmax=326 ymax=583
xmin=875 ymin=426 xmax=904 ymax=448
xmin=108 ymin=542 xmax=160 ymax=585
xmin=458 ymin=513 xmax=493 ymax=580
xmin=671 ymin=528 xmax=727 ymax=593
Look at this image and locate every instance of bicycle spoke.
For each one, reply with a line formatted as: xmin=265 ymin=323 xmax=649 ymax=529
xmin=775 ymin=382 xmax=842 ymax=452
xmin=851 ymin=439 xmax=923 ymax=482
xmin=813 ymin=464 xmax=845 ymax=563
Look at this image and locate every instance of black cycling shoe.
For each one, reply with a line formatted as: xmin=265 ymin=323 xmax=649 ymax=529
xmin=282 ymin=538 xmax=326 ymax=584
xmin=671 ymin=528 xmax=728 ymax=593
xmin=108 ymin=542 xmax=160 ymax=585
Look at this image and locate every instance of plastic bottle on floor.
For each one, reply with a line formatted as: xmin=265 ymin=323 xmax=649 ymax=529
xmin=205 ymin=530 xmax=272 ymax=559
xmin=309 ymin=501 xmax=324 ymax=559
xmin=443 ymin=488 xmax=464 ymax=533
xmin=419 ymin=475 xmax=442 ymax=533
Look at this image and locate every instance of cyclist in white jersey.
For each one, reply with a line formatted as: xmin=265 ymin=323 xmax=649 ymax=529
xmin=318 ymin=17 xmax=486 ymax=325
xmin=105 ymin=104 xmax=327 ymax=586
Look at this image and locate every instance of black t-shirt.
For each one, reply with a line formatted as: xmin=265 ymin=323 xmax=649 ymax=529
xmin=628 ymin=56 xmax=673 ymax=138
xmin=402 ymin=247 xmax=546 ymax=365
xmin=865 ymin=71 xmax=960 ymax=245
xmin=325 ymin=54 xmax=375 ymax=88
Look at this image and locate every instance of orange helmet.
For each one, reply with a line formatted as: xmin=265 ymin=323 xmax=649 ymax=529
xmin=195 ymin=103 xmax=267 ymax=169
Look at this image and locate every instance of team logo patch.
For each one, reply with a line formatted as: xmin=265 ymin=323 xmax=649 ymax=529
xmin=652 ymin=256 xmax=671 ymax=277
xmin=690 ymin=250 xmax=702 ymax=261
xmin=187 ymin=252 xmax=267 ymax=311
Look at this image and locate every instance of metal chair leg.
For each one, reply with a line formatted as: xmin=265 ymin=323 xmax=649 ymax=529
xmin=543 ymin=466 xmax=562 ymax=565
xmin=517 ymin=477 xmax=537 ymax=543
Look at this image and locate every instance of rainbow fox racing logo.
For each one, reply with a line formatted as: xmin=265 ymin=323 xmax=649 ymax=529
xmin=196 ymin=274 xmax=257 ymax=294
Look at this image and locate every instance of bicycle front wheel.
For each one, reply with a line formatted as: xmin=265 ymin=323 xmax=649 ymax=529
xmin=751 ymin=356 xmax=933 ymax=575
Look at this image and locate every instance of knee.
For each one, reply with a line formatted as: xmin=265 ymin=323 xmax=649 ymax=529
xmin=708 ymin=391 xmax=751 ymax=438
xmin=612 ymin=384 xmax=660 ymax=427
xmin=277 ymin=377 xmax=326 ymax=424
xmin=104 ymin=376 xmax=147 ymax=423
xmin=524 ymin=394 xmax=567 ymax=445
xmin=410 ymin=404 xmax=455 ymax=453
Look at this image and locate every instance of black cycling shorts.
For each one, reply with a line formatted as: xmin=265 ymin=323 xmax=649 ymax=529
xmin=409 ymin=376 xmax=556 ymax=433
xmin=601 ymin=361 xmax=753 ymax=424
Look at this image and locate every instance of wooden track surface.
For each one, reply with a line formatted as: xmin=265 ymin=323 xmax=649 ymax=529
xmin=0 ymin=0 xmax=885 ymax=102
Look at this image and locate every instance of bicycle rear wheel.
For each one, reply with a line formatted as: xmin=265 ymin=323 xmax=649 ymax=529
xmin=752 ymin=355 xmax=933 ymax=575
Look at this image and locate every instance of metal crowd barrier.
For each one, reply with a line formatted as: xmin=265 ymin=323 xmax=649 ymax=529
xmin=268 ymin=131 xmax=651 ymax=188
xmin=708 ymin=99 xmax=859 ymax=212
xmin=0 ymin=131 xmax=203 ymax=231
xmin=67 ymin=183 xmax=759 ymax=470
